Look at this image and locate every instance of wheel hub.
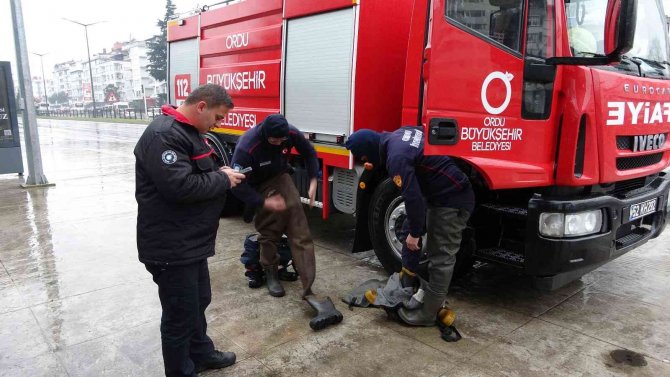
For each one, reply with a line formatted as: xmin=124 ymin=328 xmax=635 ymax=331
xmin=384 ymin=198 xmax=406 ymax=260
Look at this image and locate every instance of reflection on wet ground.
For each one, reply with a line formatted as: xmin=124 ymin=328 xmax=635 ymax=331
xmin=0 ymin=119 xmax=668 ymax=376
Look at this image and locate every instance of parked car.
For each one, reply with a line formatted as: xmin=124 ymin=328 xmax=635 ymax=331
xmin=112 ymin=102 xmax=130 ymax=112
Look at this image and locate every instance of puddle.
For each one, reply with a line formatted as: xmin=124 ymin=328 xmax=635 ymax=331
xmin=610 ymin=350 xmax=647 ymax=367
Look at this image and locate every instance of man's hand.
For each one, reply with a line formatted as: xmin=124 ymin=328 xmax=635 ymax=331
xmin=264 ymin=193 xmax=286 ymax=212
xmin=308 ymin=177 xmax=318 ymax=208
xmin=220 ymin=166 xmax=245 ymax=188
xmin=405 ymin=234 xmax=420 ymax=251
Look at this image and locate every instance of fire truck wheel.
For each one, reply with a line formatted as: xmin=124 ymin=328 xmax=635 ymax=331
xmin=369 ymin=178 xmax=405 ymax=274
xmin=204 ymin=132 xmax=243 ymax=217
xmin=369 ymin=178 xmax=476 ymax=278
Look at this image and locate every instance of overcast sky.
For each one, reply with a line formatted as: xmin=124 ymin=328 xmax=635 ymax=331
xmin=1 ymin=0 xmax=670 ymax=81
xmin=0 ymin=0 xmax=195 ymax=80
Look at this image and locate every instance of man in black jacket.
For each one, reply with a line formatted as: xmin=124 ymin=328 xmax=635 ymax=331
xmin=135 ymin=84 xmax=245 ymax=377
xmin=346 ymin=127 xmax=474 ymax=326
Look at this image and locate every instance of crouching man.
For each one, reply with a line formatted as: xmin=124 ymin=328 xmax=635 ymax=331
xmin=345 ymin=127 xmax=474 ymax=325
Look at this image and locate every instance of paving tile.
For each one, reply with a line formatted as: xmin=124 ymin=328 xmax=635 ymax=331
xmin=541 ymin=287 xmax=670 ymax=362
xmin=470 ymin=319 xmax=670 ymax=377
xmin=0 ymin=309 xmax=50 ymax=365
xmin=56 ymin=319 xmax=248 ymax=377
xmin=200 ymin=357 xmax=273 ymax=377
xmin=206 ymin=258 xmax=326 ymax=356
xmin=586 ymin=271 xmax=670 ymax=309
xmin=449 ymin=263 xmax=591 ymax=318
xmin=439 ymin=363 xmax=498 ymax=377
xmin=0 ymin=266 xmax=26 ymax=314
xmin=8 ymin=257 xmax=148 ymax=308
xmin=366 ymin=293 xmax=533 ymax=361
xmin=0 ymin=351 xmax=68 ymax=377
xmin=206 ymin=256 xmax=383 ymax=355
xmin=258 ymin=314 xmax=456 ymax=377
xmin=30 ymin=281 xmax=160 ymax=350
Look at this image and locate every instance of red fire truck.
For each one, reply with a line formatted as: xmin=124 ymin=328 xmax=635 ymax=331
xmin=167 ymin=0 xmax=670 ymax=289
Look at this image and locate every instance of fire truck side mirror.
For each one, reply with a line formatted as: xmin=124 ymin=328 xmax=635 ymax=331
xmin=546 ymin=0 xmax=637 ymax=66
xmin=604 ymin=0 xmax=637 ymax=58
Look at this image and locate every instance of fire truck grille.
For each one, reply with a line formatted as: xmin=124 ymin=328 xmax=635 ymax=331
xmin=616 ymin=134 xmax=668 ymax=151
xmin=616 ymin=136 xmax=632 ymax=150
xmin=610 ymin=177 xmax=646 ymax=196
xmin=616 ymin=153 xmax=663 ymax=170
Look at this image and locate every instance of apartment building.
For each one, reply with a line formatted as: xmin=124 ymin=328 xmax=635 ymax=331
xmin=51 ymin=39 xmax=165 ymax=105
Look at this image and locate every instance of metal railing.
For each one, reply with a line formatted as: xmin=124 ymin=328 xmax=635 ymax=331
xmin=35 ymin=107 xmax=162 ymax=120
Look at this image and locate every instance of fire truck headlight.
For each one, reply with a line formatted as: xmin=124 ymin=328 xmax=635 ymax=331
xmin=539 ymin=213 xmax=564 ymax=237
xmin=540 ymin=210 xmax=603 ymax=238
xmin=564 ymin=210 xmax=602 ymax=236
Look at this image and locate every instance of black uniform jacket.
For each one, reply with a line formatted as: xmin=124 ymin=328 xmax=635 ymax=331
xmin=381 ymin=126 xmax=475 ymax=238
xmin=134 ymin=105 xmax=231 ymax=266
xmin=230 ymin=122 xmax=318 ymax=208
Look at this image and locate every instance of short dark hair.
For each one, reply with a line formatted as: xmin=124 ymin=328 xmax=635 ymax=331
xmin=184 ymin=84 xmax=234 ymax=109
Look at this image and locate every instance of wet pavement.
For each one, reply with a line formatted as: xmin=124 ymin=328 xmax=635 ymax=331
xmin=1 ymin=119 xmax=669 ymax=376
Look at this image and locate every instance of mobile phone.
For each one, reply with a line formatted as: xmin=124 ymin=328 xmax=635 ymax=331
xmin=235 ymin=166 xmax=253 ymax=174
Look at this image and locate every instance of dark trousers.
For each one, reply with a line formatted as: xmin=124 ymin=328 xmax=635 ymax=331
xmin=425 ymin=207 xmax=470 ymax=294
xmin=401 ymin=208 xmax=470 ymax=293
xmin=146 ymin=259 xmax=215 ymax=377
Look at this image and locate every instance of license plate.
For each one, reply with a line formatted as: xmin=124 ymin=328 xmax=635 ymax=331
xmin=629 ymin=198 xmax=658 ymax=221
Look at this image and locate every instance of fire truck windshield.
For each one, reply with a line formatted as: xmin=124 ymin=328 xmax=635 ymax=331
xmin=565 ymin=0 xmax=670 ymax=78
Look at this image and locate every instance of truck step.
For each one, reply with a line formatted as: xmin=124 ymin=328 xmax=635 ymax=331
xmin=480 ymin=203 xmax=528 ymax=218
xmin=474 ymin=247 xmax=525 ymax=268
xmin=615 ymin=228 xmax=649 ymax=249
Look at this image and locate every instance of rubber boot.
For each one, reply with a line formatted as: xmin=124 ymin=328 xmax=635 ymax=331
xmin=263 ymin=265 xmax=285 ymax=297
xmin=397 ymin=285 xmax=445 ymax=326
xmin=304 ymin=295 xmax=343 ymax=331
xmin=246 ymin=270 xmax=264 ymax=289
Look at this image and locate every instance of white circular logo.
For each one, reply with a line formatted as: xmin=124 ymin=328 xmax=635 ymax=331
xmin=161 ymin=150 xmax=177 ymax=164
xmin=481 ymin=71 xmax=514 ymax=115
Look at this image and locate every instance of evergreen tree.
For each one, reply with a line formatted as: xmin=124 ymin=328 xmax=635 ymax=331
xmin=48 ymin=91 xmax=69 ymax=104
xmin=147 ymin=0 xmax=176 ymax=82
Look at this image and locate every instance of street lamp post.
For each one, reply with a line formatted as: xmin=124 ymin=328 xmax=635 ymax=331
xmin=63 ymin=18 xmax=102 ymax=114
xmin=31 ymin=52 xmax=48 ymax=108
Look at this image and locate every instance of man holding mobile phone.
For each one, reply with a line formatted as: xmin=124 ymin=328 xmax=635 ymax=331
xmin=135 ymin=84 xmax=245 ymax=377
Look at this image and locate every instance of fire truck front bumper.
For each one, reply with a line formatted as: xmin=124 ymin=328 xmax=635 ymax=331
xmin=525 ymin=174 xmax=670 ymax=290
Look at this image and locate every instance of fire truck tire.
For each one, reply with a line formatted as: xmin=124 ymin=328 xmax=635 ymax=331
xmin=204 ymin=132 xmax=244 ymax=217
xmin=368 ymin=178 xmax=475 ymax=278
xmin=369 ymin=178 xmax=404 ymax=274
